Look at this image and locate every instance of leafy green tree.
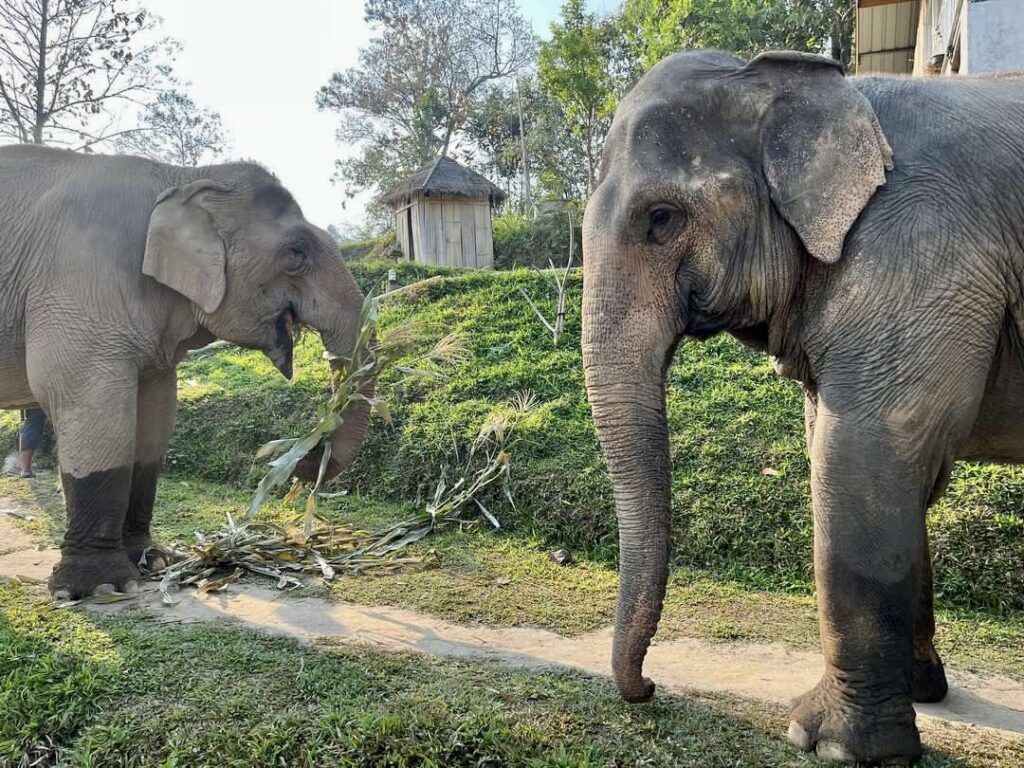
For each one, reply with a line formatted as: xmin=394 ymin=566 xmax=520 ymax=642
xmin=115 ymin=90 xmax=227 ymax=167
xmin=317 ymin=0 xmax=535 ymax=216
xmin=537 ymin=0 xmax=619 ymax=195
xmin=620 ymin=0 xmax=854 ymax=72
xmin=465 ymin=76 xmax=589 ymax=208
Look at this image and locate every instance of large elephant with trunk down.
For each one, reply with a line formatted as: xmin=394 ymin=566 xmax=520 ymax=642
xmin=583 ymin=50 xmax=1024 ymax=764
xmin=0 ymin=144 xmax=372 ymax=600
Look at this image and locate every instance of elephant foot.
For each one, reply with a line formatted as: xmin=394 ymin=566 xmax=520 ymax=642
xmin=912 ymin=642 xmax=948 ymax=703
xmin=125 ymin=535 xmax=168 ymax=573
xmin=49 ymin=547 xmax=141 ymax=601
xmin=788 ymin=676 xmax=921 ymax=765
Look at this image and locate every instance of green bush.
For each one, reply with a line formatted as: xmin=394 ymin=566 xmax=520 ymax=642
xmin=171 ymin=270 xmax=1024 ymax=614
xmin=337 ymin=238 xmax=376 ymax=263
xmin=348 ymin=259 xmax=455 ymax=295
xmin=493 ymin=209 xmax=582 ymax=270
xmin=337 ymin=231 xmax=402 ymax=264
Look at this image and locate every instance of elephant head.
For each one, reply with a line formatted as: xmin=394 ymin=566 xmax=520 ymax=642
xmin=143 ymin=165 xmax=372 ymax=482
xmin=582 ymin=51 xmax=893 ymax=702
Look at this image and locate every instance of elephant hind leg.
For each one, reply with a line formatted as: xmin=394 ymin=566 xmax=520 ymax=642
xmin=912 ymin=534 xmax=948 ymax=703
xmin=124 ymin=370 xmax=177 ymax=572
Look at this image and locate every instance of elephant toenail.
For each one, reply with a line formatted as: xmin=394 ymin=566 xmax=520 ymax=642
xmin=816 ymin=740 xmax=857 ymax=763
xmin=123 ymin=581 xmax=140 ymax=595
xmin=787 ymin=722 xmax=813 ymax=752
xmin=53 ymin=589 xmax=72 ymax=602
xmin=93 ymin=583 xmax=117 ymax=595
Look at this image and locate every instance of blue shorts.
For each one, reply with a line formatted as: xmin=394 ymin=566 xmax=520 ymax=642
xmin=19 ymin=408 xmax=46 ymax=452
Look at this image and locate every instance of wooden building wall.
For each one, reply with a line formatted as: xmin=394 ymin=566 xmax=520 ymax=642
xmin=394 ymin=195 xmax=494 ymax=269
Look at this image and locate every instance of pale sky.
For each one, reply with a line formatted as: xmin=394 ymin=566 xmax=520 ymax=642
xmin=155 ymin=0 xmax=615 ymax=232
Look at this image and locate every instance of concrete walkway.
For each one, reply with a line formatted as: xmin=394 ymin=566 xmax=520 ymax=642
xmin=2 ymin=502 xmax=1022 ymax=744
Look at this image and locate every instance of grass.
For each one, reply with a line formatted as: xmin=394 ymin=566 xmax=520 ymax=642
xmin=2 ymin=583 xmax=1021 ymax=768
xmin=5 ymin=473 xmax=1022 ymax=682
xmin=156 ymin=269 xmax=1024 ymax=615
xmin=2 ymin=266 xmax=1021 ymax=765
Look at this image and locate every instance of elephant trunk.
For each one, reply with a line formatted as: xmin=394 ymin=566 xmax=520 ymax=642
xmin=582 ymin=237 xmax=675 ymax=704
xmin=293 ymin=250 xmax=375 ymax=484
xmin=586 ymin=371 xmax=672 ymax=702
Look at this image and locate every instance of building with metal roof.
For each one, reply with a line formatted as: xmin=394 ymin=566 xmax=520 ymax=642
xmin=857 ymin=0 xmax=1024 ymax=76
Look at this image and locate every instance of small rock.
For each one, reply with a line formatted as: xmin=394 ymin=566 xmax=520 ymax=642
xmin=548 ymin=548 xmax=573 ymax=566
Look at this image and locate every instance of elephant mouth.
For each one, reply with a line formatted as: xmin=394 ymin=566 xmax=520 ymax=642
xmin=269 ymin=307 xmax=296 ymax=380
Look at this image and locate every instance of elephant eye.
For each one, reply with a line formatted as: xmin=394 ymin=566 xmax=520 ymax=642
xmin=283 ymin=242 xmax=308 ymax=272
xmin=646 ymin=207 xmax=680 ymax=244
xmin=650 ymin=209 xmax=672 ymax=228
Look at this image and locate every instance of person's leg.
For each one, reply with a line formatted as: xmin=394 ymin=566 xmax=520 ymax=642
xmin=18 ymin=408 xmax=46 ymax=477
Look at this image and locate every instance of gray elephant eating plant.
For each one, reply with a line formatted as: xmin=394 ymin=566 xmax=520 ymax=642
xmin=0 ymin=145 xmax=372 ymax=600
xmin=583 ymin=50 xmax=1024 ymax=764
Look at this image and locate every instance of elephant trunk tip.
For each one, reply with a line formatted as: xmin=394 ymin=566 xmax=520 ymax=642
xmin=615 ymin=671 xmax=656 ymax=704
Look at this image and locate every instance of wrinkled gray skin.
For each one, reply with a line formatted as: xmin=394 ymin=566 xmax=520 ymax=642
xmin=0 ymin=145 xmax=372 ymax=600
xmin=583 ymin=50 xmax=1024 ymax=764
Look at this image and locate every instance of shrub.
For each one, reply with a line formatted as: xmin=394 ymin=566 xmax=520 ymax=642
xmin=337 ymin=231 xmax=401 ymax=264
xmin=493 ymin=209 xmax=582 ymax=270
xmin=348 ymin=260 xmax=455 ymax=295
xmin=337 ymin=238 xmax=377 ymax=263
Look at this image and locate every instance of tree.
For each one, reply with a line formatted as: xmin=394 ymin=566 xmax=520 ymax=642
xmin=114 ymin=89 xmax=226 ymax=166
xmin=317 ymin=0 xmax=535 ymax=210
xmin=537 ymin=0 xmax=618 ymax=195
xmin=465 ymin=76 xmax=590 ymax=206
xmin=620 ymin=0 xmax=854 ymax=72
xmin=0 ymin=0 xmax=169 ymax=148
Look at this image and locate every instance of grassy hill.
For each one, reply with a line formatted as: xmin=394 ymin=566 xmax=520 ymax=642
xmin=4 ymin=265 xmax=1023 ymax=613
xmin=170 ymin=266 xmax=1022 ymax=614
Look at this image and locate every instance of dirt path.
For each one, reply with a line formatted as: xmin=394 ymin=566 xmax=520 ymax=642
xmin=2 ymin=506 xmax=1022 ymax=744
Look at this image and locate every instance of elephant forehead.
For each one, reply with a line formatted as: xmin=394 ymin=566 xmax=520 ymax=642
xmin=608 ymin=101 xmax=751 ymax=185
xmin=251 ymin=183 xmax=302 ymax=219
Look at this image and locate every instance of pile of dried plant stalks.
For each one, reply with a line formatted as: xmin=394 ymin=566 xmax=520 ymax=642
xmin=155 ymin=296 xmax=533 ymax=604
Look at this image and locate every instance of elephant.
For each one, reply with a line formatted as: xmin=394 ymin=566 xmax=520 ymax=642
xmin=582 ymin=50 xmax=1024 ymax=765
xmin=0 ymin=144 xmax=372 ymax=600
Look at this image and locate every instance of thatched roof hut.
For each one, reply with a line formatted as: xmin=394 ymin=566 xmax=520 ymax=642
xmin=380 ymin=157 xmax=506 ymax=268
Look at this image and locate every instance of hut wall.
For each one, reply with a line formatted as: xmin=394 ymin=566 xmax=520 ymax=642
xmin=418 ymin=196 xmax=494 ymax=268
xmin=393 ymin=200 xmax=423 ymax=263
xmin=394 ymin=207 xmax=409 ymax=260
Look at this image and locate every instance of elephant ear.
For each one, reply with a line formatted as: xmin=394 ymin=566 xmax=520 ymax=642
xmin=744 ymin=51 xmax=894 ymax=264
xmin=144 ymin=180 xmax=231 ymax=314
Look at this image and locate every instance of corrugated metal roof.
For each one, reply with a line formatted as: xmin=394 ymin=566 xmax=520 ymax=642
xmin=857 ymin=0 xmax=921 ymax=74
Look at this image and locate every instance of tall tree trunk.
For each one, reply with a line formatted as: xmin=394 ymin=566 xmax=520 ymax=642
xmin=32 ymin=0 xmax=48 ymax=144
xmin=585 ymin=108 xmax=597 ymax=196
xmin=516 ymin=79 xmax=533 ymax=215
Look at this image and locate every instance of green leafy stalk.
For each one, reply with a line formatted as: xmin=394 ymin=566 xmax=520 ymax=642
xmin=151 ymin=293 xmax=538 ymax=600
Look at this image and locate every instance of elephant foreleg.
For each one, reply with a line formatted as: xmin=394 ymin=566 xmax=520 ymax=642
xmin=124 ymin=369 xmax=177 ymax=571
xmin=788 ymin=403 xmax=932 ymax=765
xmin=42 ymin=365 xmax=141 ymax=599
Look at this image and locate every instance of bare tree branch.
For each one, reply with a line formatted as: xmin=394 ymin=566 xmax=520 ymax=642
xmin=0 ymin=0 xmax=168 ymax=147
